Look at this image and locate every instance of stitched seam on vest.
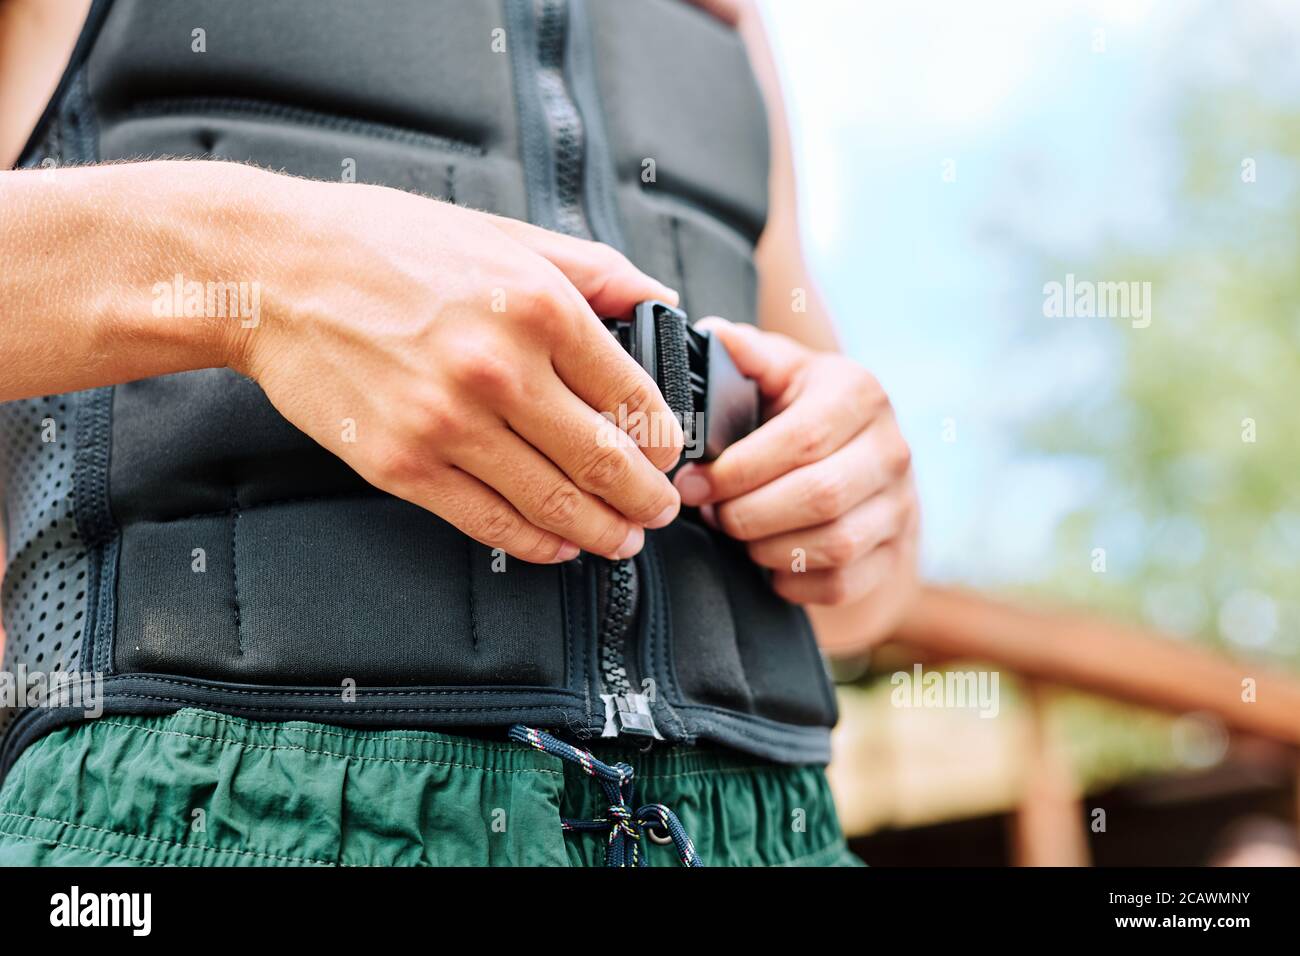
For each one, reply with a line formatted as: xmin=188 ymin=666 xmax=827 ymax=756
xmin=11 ymin=0 xmax=114 ymax=169
xmin=102 ymin=675 xmax=579 ymax=698
xmin=70 ymin=388 xmax=116 ymax=677
xmin=105 ymin=694 xmax=583 ymax=717
xmin=638 ymin=182 xmax=764 ymax=248
xmin=668 ymin=214 xmax=689 ymax=314
xmin=93 ymin=536 xmax=117 ymax=675
xmin=465 ymin=537 xmax=479 ymax=653
xmin=118 ymin=491 xmax=375 ymax=527
xmin=565 ymin=0 xmax=628 ymax=254
xmin=230 ymin=494 xmax=243 ymax=656
xmin=644 ymin=537 xmax=690 ymax=740
xmin=118 ymin=96 xmax=485 ymax=157
xmin=669 ymin=704 xmax=832 ymax=753
xmin=73 ymin=68 xmax=99 ymax=166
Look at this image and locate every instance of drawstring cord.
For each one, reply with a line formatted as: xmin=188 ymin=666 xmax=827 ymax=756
xmin=508 ymin=725 xmax=702 ymax=867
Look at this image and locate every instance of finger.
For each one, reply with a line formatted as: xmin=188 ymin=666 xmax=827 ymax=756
xmin=489 ymin=216 xmax=679 ymax=315
xmin=674 ymin=363 xmax=881 ymax=507
xmin=415 ymin=465 xmax=580 ymax=565
xmin=693 ymin=318 xmax=807 ymax=403
xmin=548 ymin=298 xmax=685 ymax=473
xmin=502 ymin=376 xmax=680 ymax=527
xmin=715 ymin=419 xmax=910 ymax=540
xmin=746 ymin=487 xmax=911 ymax=571
xmin=772 ymin=544 xmax=897 ymax=606
xmin=454 ymin=422 xmax=644 ymax=560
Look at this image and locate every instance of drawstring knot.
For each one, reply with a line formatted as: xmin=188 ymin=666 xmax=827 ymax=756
xmin=509 ymin=725 xmax=702 ymax=867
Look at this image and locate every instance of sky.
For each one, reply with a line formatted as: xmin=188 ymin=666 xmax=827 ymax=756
xmin=757 ymin=0 xmax=1239 ymax=586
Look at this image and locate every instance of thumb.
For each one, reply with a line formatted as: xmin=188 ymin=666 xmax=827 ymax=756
xmin=694 ymin=317 xmax=808 ymax=401
xmin=489 ymin=216 xmax=678 ymax=316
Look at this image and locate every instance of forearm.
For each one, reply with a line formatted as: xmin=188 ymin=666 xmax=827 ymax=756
xmin=736 ymin=4 xmax=921 ymax=654
xmin=0 ymin=160 xmax=272 ymax=402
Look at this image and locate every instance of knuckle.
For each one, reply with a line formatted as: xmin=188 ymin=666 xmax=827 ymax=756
xmin=470 ymin=502 xmax=524 ymax=546
xmin=821 ymin=527 xmax=860 ymax=566
xmin=711 ymin=454 xmax=749 ymax=498
xmin=371 ymin=442 xmax=427 ymax=489
xmin=414 ymin=395 xmax=468 ymax=446
xmin=793 ymin=417 xmax=836 ymax=465
xmin=611 ymin=374 xmax=659 ymax=419
xmin=447 ymin=342 xmax=518 ymax=396
xmin=587 ymin=240 xmax=630 ymax=273
xmin=516 ymin=529 xmax=561 ymax=564
xmin=535 ymin=480 xmax=585 ymax=529
xmin=718 ymin=502 xmax=753 ymax=541
xmin=887 ymin=436 xmax=913 ymax=478
xmin=901 ymin=490 xmax=920 ymax=529
xmin=644 ymin=433 xmax=683 ymax=473
xmin=514 ymin=277 xmax=571 ymax=337
xmin=807 ymin=470 xmax=850 ymax=521
xmin=852 ymin=368 xmax=886 ymax=412
xmin=593 ymin=518 xmax=630 ymax=554
xmin=575 ymin=441 xmax=633 ymax=498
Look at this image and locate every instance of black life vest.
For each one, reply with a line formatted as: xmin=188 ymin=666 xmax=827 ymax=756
xmin=0 ymin=0 xmax=838 ymax=780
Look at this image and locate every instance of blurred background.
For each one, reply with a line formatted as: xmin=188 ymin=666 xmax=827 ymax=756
xmin=762 ymin=0 xmax=1300 ymax=864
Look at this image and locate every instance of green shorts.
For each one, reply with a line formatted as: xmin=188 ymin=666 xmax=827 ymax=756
xmin=0 ymin=708 xmax=858 ymax=867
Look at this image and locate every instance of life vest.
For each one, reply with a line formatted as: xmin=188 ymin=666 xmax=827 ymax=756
xmin=0 ymin=0 xmax=837 ymax=781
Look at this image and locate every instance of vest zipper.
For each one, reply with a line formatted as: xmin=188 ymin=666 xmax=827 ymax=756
xmin=508 ymin=0 xmax=658 ymax=739
xmin=595 ymin=558 xmax=660 ymax=739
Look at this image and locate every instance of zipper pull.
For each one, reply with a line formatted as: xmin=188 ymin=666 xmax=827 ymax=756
xmin=600 ymin=692 xmax=663 ymax=740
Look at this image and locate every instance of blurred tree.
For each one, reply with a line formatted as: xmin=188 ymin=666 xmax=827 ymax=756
xmin=1019 ymin=63 xmax=1300 ymax=670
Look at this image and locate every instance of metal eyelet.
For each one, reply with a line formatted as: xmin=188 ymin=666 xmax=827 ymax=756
xmin=646 ymin=825 xmax=674 ymax=846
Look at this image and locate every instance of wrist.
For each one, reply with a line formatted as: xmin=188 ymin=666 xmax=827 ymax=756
xmin=89 ymin=160 xmax=289 ymax=378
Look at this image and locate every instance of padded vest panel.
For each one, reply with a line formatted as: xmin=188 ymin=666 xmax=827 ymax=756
xmin=89 ymin=0 xmax=527 ymax=214
xmin=582 ymin=0 xmax=767 ymax=325
xmin=1 ymin=0 xmax=836 ymax=775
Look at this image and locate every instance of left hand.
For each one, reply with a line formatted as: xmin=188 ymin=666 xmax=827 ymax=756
xmin=673 ymin=319 xmax=919 ymax=606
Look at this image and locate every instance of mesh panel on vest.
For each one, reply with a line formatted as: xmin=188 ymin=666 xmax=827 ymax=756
xmin=0 ymin=397 xmax=90 ymax=722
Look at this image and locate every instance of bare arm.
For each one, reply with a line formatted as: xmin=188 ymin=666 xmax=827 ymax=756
xmin=685 ymin=0 xmax=921 ymax=655
xmin=0 ymin=160 xmax=687 ymax=563
xmin=0 ymin=163 xmax=243 ymax=400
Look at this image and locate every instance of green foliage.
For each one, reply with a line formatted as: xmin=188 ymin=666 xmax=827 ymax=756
xmin=1020 ymin=77 xmax=1300 ymax=668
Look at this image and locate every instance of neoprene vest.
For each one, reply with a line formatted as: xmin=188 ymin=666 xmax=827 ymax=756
xmin=0 ymin=0 xmax=837 ymax=781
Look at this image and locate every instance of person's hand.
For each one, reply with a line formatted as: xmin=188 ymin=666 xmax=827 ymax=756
xmin=221 ymin=171 xmax=684 ymax=564
xmin=673 ymin=319 xmax=918 ymax=605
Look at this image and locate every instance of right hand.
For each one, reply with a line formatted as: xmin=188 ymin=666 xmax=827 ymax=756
xmin=222 ymin=173 xmax=685 ymax=564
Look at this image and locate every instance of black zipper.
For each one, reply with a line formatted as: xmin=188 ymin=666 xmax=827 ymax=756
xmin=594 ymin=558 xmax=659 ymax=738
xmin=507 ymin=0 xmax=659 ymax=739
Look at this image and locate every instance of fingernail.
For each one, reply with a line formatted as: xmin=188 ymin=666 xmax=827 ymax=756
xmin=674 ymin=466 xmax=711 ymax=506
xmin=646 ymin=501 xmax=679 ymax=529
xmin=555 ymin=541 xmax=580 ymax=562
xmin=611 ymin=526 xmax=644 ymax=560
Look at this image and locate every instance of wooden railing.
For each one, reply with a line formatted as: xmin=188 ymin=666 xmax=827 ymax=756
xmin=875 ymin=585 xmax=1300 ymax=864
xmin=892 ymin=586 xmax=1300 ymax=746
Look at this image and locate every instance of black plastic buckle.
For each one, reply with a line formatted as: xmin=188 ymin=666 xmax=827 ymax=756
xmin=603 ymin=300 xmax=759 ymax=463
